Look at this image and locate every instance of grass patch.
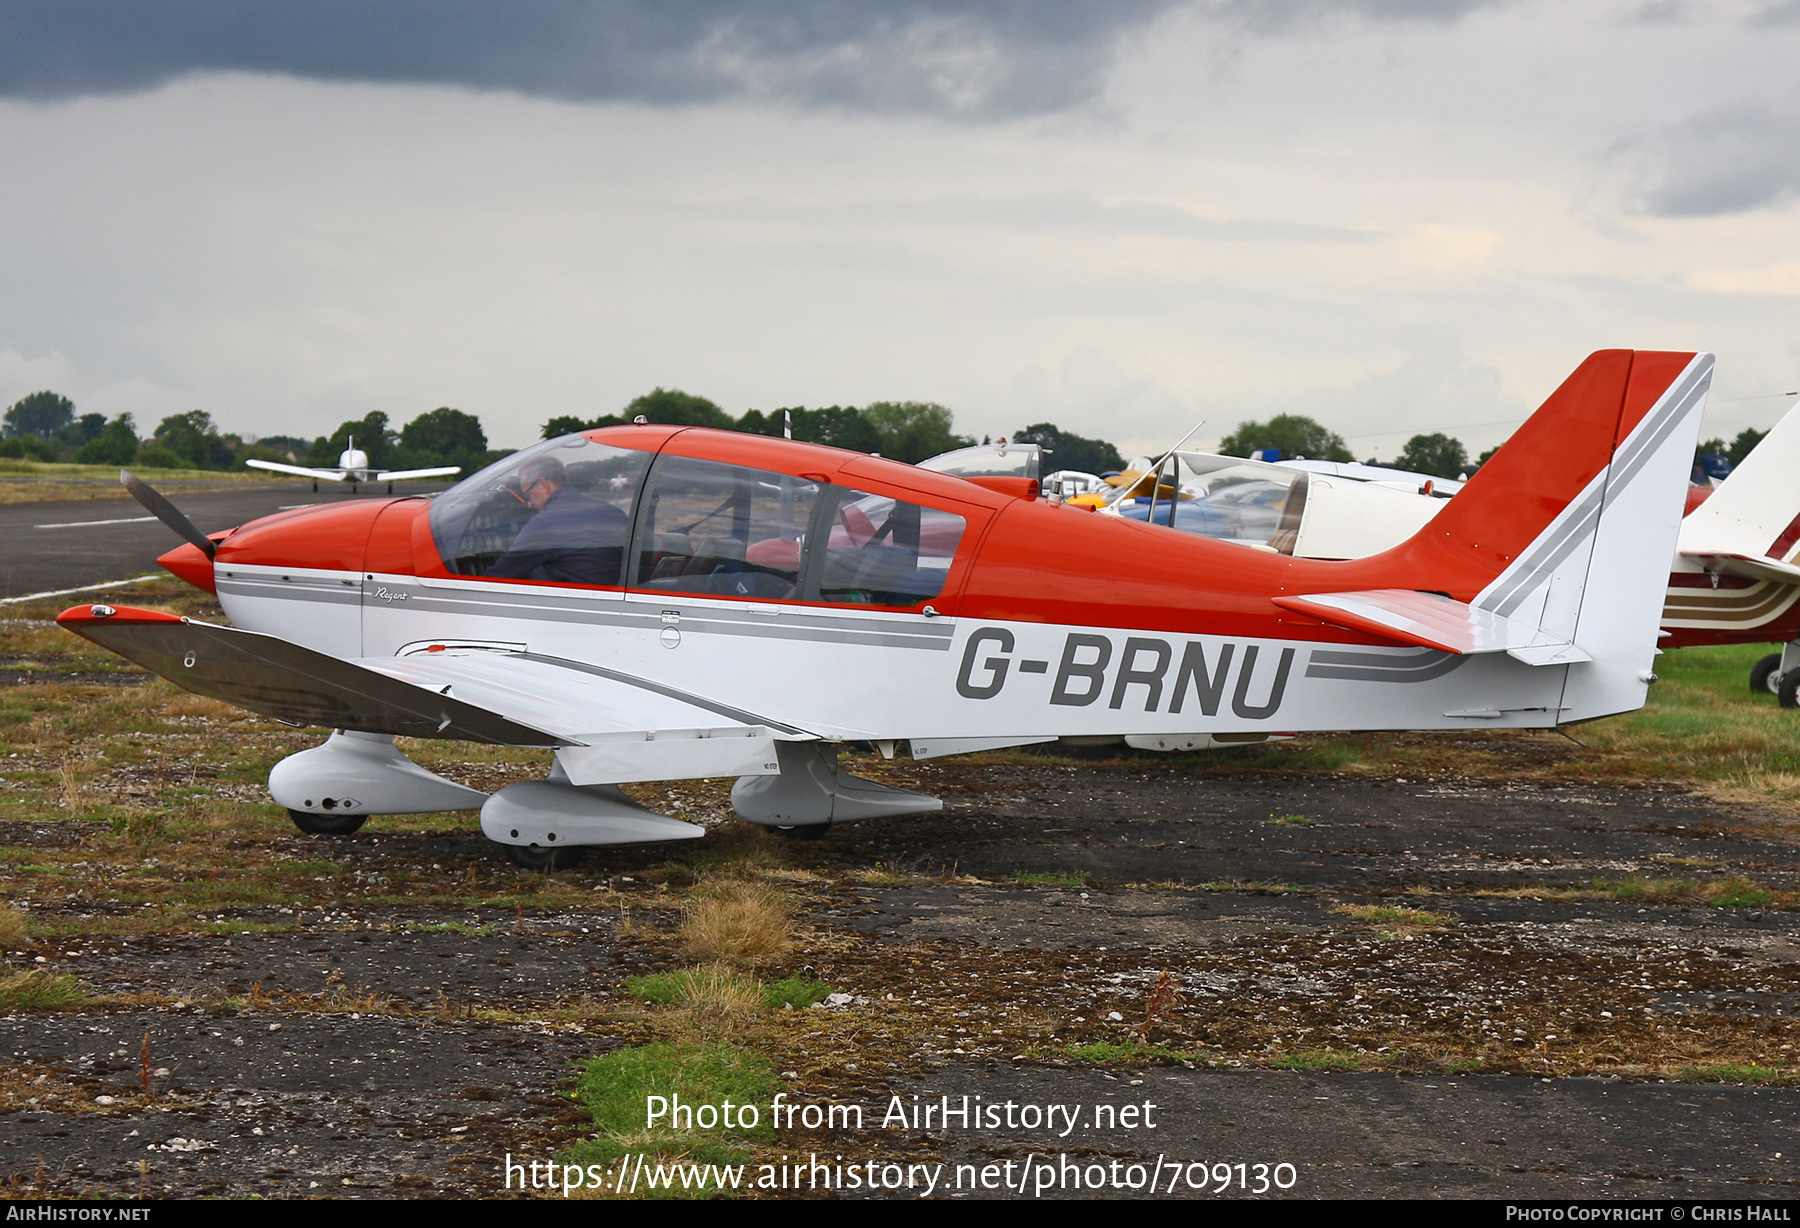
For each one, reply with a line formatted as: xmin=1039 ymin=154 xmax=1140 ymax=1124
xmin=678 ymin=884 xmax=792 ymax=967
xmin=762 ymin=975 xmax=833 ymax=1010
xmin=1678 ymin=1063 xmax=1787 ymax=1085
xmin=0 ymin=907 xmax=29 ymax=944
xmin=1062 ymin=1040 xmax=1195 ymax=1064
xmin=1266 ymin=1050 xmax=1366 ymax=1072
xmin=1593 ymin=875 xmax=1779 ymax=909
xmin=0 ymin=970 xmax=88 ymax=1010
xmin=1010 ymin=870 xmax=1089 ymax=888
xmin=559 ymin=1042 xmax=778 ymax=1196
xmin=1334 ymin=903 xmax=1456 ymax=934
xmin=1267 ymin=814 xmax=1314 ymax=826
xmin=1577 ymin=644 xmax=1800 ymax=800
xmin=1199 ymin=879 xmax=1300 ymax=895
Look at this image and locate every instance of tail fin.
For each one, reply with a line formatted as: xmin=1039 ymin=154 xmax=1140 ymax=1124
xmin=1319 ymin=350 xmax=1712 ymax=720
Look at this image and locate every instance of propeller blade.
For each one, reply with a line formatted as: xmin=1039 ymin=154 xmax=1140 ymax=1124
xmin=119 ymin=470 xmax=216 ymax=560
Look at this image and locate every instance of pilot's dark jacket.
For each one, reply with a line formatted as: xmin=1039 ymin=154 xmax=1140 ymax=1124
xmin=487 ymin=486 xmax=629 ymax=585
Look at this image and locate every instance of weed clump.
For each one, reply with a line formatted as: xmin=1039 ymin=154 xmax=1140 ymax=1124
xmin=1266 ymin=1050 xmax=1364 ymax=1072
xmin=1061 ymin=1040 xmax=1194 ymax=1064
xmin=0 ymin=971 xmax=88 ymax=1011
xmin=762 ymin=975 xmax=833 ymax=1010
xmin=0 ymin=907 xmax=29 ymax=945
xmin=1334 ymin=903 xmax=1456 ymax=937
xmin=1595 ymin=875 xmax=1778 ymax=908
xmin=678 ymin=884 xmax=791 ymax=966
xmin=1010 ymin=870 xmax=1089 ymax=888
xmin=1679 ymin=1063 xmax=1787 ymax=1085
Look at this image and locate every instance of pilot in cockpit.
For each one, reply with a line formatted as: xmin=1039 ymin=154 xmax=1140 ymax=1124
xmin=487 ymin=455 xmax=630 ymax=585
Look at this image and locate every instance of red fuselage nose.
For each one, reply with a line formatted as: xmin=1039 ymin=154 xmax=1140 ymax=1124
xmin=159 ymin=499 xmax=412 ymax=593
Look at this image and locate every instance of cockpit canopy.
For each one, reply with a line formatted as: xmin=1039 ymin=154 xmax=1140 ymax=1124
xmin=428 ymin=433 xmax=966 ymax=606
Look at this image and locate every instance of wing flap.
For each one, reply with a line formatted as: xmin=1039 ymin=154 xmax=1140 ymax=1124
xmin=1273 ymin=588 xmax=1589 ymax=664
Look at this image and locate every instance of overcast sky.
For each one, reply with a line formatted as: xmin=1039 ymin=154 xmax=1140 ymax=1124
xmin=5 ymin=0 xmax=1800 ymax=459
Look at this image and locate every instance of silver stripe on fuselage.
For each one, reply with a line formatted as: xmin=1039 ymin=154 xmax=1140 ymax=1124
xmin=218 ymin=575 xmax=362 ymax=606
xmin=371 ymin=576 xmax=957 ymax=652
xmin=1304 ymin=646 xmax=1466 ymax=683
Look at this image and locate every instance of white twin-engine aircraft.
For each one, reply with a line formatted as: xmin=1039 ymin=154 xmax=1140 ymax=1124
xmin=246 ymin=436 xmax=461 ymax=493
xmin=67 ymin=350 xmax=1710 ymax=867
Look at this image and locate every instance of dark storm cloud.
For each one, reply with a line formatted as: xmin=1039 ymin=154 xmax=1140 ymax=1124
xmin=0 ymin=0 xmax=1513 ymax=117
xmin=0 ymin=0 xmax=1181 ymax=117
xmin=1633 ymin=98 xmax=1800 ymax=217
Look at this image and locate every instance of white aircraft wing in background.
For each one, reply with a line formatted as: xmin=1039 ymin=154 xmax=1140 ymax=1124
xmin=245 ymin=459 xmax=354 ymax=482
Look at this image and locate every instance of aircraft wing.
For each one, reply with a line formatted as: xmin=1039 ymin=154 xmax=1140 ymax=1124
xmin=374 ymin=466 xmax=462 ymax=481
xmin=1272 ymin=588 xmax=1592 ymax=665
xmin=1679 ymin=551 xmax=1800 ymax=586
xmin=57 ymin=605 xmax=806 ymax=783
xmin=245 ymin=459 xmax=349 ymax=481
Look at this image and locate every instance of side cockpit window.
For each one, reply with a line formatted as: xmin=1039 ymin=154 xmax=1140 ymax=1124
xmin=813 ymin=488 xmax=964 ymax=606
xmin=429 ymin=436 xmax=650 ymax=583
xmin=634 ymin=457 xmax=821 ymax=599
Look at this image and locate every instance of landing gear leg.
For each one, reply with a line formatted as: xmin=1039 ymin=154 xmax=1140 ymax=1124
xmin=1757 ymin=641 xmax=1800 ymax=697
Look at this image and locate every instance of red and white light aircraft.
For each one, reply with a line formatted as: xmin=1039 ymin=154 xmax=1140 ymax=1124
xmin=62 ymin=350 xmax=1709 ymax=867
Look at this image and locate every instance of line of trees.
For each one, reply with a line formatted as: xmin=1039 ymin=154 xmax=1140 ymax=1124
xmin=0 ymin=391 xmax=504 ymax=473
xmin=543 ymin=388 xmax=1130 ymax=472
xmin=5 ymin=384 xmax=1138 ymax=479
xmin=1218 ymin=414 xmax=1479 ymax=479
xmin=543 ymin=388 xmax=976 ymax=466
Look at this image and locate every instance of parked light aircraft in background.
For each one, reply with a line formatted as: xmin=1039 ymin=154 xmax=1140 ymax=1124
xmin=64 ymin=351 xmax=1709 ymax=867
xmin=1113 ymin=396 xmax=1800 ymax=701
xmin=246 ymin=437 xmax=461 ymax=493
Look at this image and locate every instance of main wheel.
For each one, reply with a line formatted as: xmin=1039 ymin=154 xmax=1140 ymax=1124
xmin=287 ymin=809 xmax=367 ymax=835
xmin=1779 ymin=670 xmax=1800 ymax=710
xmin=501 ymin=842 xmax=588 ymax=870
xmin=772 ymin=823 xmax=831 ymax=841
xmin=1751 ymin=653 xmax=1784 ymax=695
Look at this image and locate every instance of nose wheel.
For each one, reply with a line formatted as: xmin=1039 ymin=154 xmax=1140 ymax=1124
xmin=287 ymin=809 xmax=367 ymax=835
xmin=501 ymin=843 xmax=588 ymax=871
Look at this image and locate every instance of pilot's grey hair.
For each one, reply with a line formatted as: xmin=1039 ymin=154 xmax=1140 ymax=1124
xmin=518 ymin=455 xmax=568 ymax=489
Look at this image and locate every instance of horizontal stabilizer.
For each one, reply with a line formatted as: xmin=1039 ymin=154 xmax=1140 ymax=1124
xmin=1680 ymin=551 xmax=1800 ymax=586
xmin=1273 ymin=588 xmax=1588 ymax=665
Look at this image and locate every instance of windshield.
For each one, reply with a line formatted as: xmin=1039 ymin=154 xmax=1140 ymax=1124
xmin=917 ymin=441 xmax=1041 ymax=480
xmin=429 ymin=434 xmax=651 ymax=582
xmin=1112 ymin=452 xmax=1309 ymax=552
